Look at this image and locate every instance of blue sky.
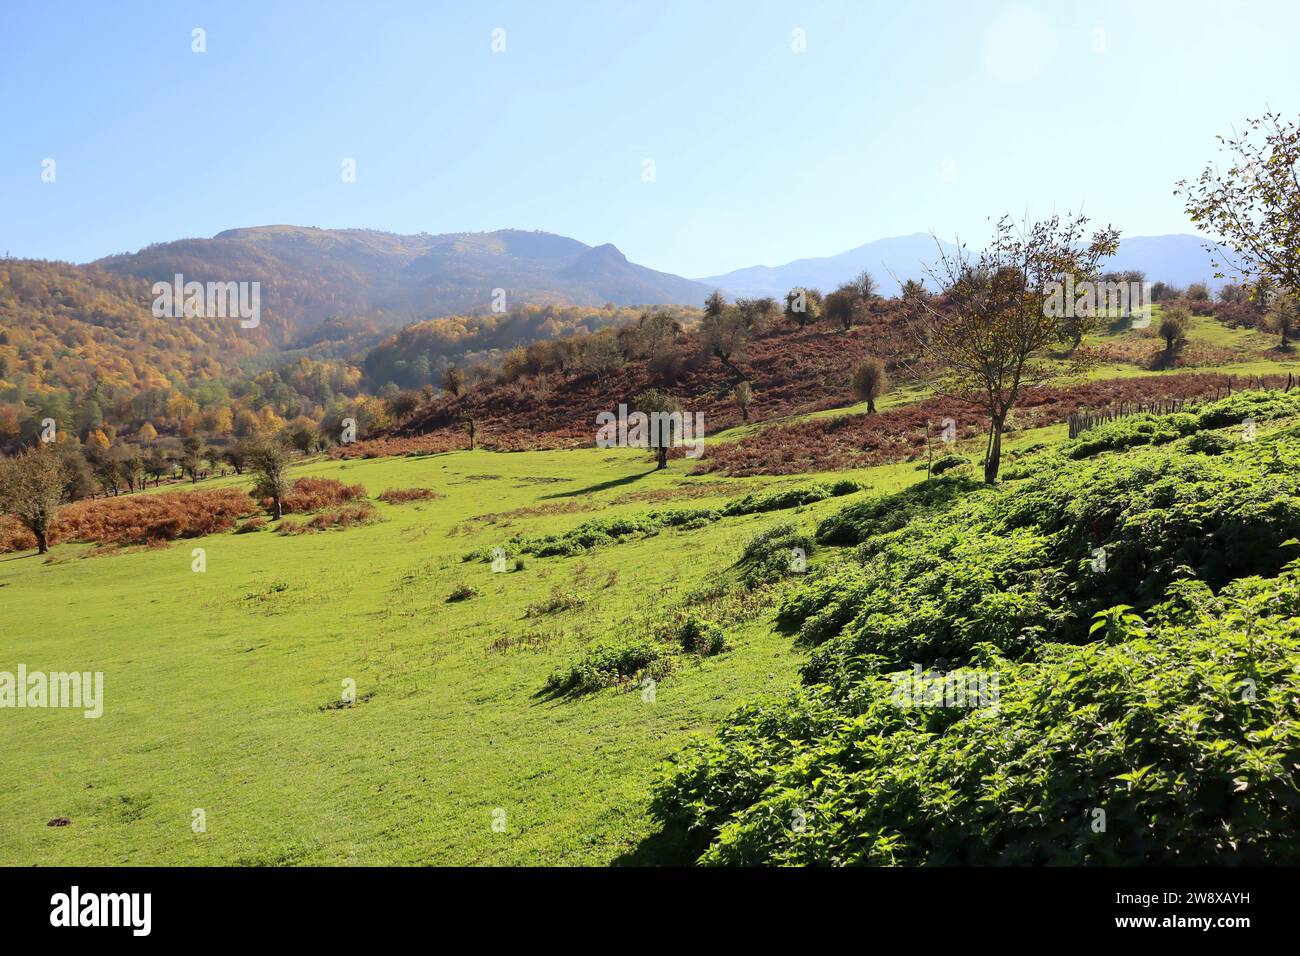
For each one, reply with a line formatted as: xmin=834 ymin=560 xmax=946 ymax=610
xmin=2 ymin=0 xmax=1298 ymax=277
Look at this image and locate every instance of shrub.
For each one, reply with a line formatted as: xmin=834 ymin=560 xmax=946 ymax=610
xmin=677 ymin=616 xmax=728 ymax=656
xmin=276 ymin=502 xmax=380 ymax=535
xmin=275 ymin=477 xmax=366 ymax=514
xmin=51 ymin=488 xmax=257 ymax=547
xmin=653 ymin=430 xmax=1300 ymax=865
xmin=525 ymin=586 xmax=588 ymax=617
xmin=816 ymin=473 xmax=983 ymax=545
xmin=737 ymin=522 xmax=814 ymax=588
xmin=447 ymin=583 xmax=479 ymax=602
xmin=234 ymin=516 xmax=268 ymax=534
xmin=1185 ymin=431 xmax=1234 ymax=455
xmin=376 ymin=487 xmax=442 ymax=504
xmin=927 ymin=453 xmax=970 ymax=475
xmin=655 ymin=574 xmax=1300 ymax=865
xmin=544 ymin=638 xmax=669 ymax=695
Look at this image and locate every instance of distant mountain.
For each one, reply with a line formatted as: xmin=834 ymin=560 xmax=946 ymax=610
xmin=699 ymin=232 xmax=1243 ymax=298
xmin=95 ymin=226 xmax=712 ymax=337
xmin=1098 ymin=234 xmax=1242 ymax=290
xmin=697 ymin=233 xmax=956 ymax=299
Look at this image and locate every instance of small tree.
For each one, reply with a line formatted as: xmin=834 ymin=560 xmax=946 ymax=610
xmin=0 ymin=443 xmax=68 ymax=554
xmin=581 ymin=334 xmax=625 ymax=381
xmin=732 ymin=381 xmax=753 ymax=421
xmin=247 ymin=439 xmax=290 ymax=519
xmin=1159 ymin=307 xmax=1189 ymax=355
xmin=852 ymin=270 xmax=879 ymax=301
xmin=1268 ymin=293 xmax=1297 ymax=349
xmin=784 ymin=287 xmax=822 ymax=328
xmin=909 ymin=213 xmax=1120 ymax=484
xmin=850 ymin=357 xmax=888 ymax=413
xmin=223 ymin=439 xmax=251 ymax=476
xmin=180 ymin=436 xmax=206 ymax=484
xmin=703 ymin=290 xmax=727 ymax=318
xmin=633 ymin=389 xmax=683 ymax=470
xmin=442 ymin=365 xmax=466 ymax=397
xmin=824 ymin=285 xmax=860 ymax=332
xmin=700 ymin=308 xmax=749 ymax=368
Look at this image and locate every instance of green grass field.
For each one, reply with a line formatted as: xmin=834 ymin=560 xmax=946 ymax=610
xmin=0 ymin=443 xmax=937 ymax=865
xmin=3 ymin=309 xmax=1293 ymax=867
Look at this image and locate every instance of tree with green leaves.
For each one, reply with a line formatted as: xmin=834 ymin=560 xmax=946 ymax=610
xmin=633 ymin=389 xmax=683 ymax=470
xmin=1178 ymin=112 xmax=1300 ymax=302
xmin=784 ymin=287 xmax=822 ymax=328
xmin=180 ymin=436 xmax=206 ymax=484
xmin=247 ymin=439 xmax=290 ymax=519
xmin=851 ymin=357 xmax=888 ymax=413
xmin=0 ymin=443 xmax=69 ymax=554
xmin=909 ymin=214 xmax=1120 ymax=484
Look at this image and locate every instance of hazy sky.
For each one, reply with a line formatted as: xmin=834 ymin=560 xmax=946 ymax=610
xmin=2 ymin=0 xmax=1298 ymax=276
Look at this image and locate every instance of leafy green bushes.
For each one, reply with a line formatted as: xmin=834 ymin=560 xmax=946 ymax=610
xmin=544 ymin=638 xmax=670 ymax=695
xmin=651 ymin=425 xmax=1300 ymax=864
xmin=1065 ymin=413 xmax=1198 ymax=459
xmin=815 ymin=473 xmax=984 ymax=545
xmin=737 ymin=522 xmax=814 ymax=589
xmin=655 ymin=573 xmax=1300 ymax=865
xmin=676 ymin=616 xmax=728 ymax=656
xmin=513 ymin=481 xmax=862 ymax=559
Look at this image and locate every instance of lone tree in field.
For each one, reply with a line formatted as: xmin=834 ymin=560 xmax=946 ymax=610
xmin=0 ymin=443 xmax=68 ymax=554
xmin=633 ymin=388 xmax=683 ymax=470
xmin=1178 ymin=112 xmax=1300 ymax=307
xmin=247 ymin=439 xmax=290 ymax=519
xmin=1159 ymin=306 xmax=1189 ymax=357
xmin=851 ymin=356 xmax=888 ymax=413
xmin=1269 ymin=294 xmax=1297 ymax=350
xmin=732 ymin=380 xmax=753 ymax=421
xmin=909 ymin=213 xmax=1120 ymax=484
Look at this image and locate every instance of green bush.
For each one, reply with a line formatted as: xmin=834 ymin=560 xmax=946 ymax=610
xmin=738 ymin=522 xmax=814 ymax=589
xmin=926 ymin=453 xmax=970 ymax=475
xmin=544 ymin=638 xmax=669 ymax=695
xmin=816 ymin=473 xmax=984 ymax=545
xmin=652 ymin=426 xmax=1300 ymax=864
xmin=677 ymin=616 xmax=728 ymax=656
xmin=655 ymin=574 xmax=1300 ymax=865
xmin=1185 ymin=431 xmax=1234 ymax=455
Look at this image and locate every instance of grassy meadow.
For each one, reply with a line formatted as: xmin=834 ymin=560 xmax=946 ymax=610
xmin=0 ymin=441 xmax=935 ymax=865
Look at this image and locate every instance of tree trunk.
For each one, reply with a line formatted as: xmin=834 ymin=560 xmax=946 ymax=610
xmin=984 ymin=415 xmax=1005 ymax=484
xmin=867 ymin=397 xmax=876 ymax=414
xmin=35 ymin=526 xmax=48 ymax=555
xmin=656 ymin=445 xmax=667 ymax=469
xmin=272 ymin=498 xmax=283 ymax=520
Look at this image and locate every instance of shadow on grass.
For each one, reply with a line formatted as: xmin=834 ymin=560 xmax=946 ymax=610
xmin=612 ymin=821 xmax=708 ymax=866
xmin=540 ymin=469 xmax=658 ymax=500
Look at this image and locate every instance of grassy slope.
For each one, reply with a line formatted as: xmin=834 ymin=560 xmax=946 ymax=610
xmin=0 ymin=446 xmax=930 ymax=865
xmin=3 ymin=312 xmax=1294 ymax=866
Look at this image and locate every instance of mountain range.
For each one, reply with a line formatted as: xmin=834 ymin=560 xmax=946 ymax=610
xmin=697 ymin=232 xmax=1240 ymax=299
xmin=93 ymin=225 xmax=713 ymax=339
xmin=84 ymin=226 xmax=1239 ymax=344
